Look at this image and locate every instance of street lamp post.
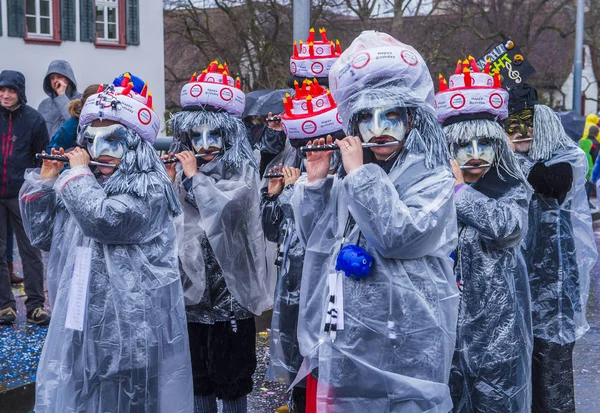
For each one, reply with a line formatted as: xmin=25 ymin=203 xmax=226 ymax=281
xmin=573 ymin=0 xmax=585 ymax=114
xmin=293 ymin=0 xmax=310 ymax=44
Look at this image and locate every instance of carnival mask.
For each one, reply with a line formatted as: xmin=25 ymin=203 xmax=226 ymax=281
xmin=357 ymin=106 xmax=408 ymax=143
xmin=190 ymin=124 xmax=224 ymax=153
xmin=84 ymin=124 xmax=127 ymax=160
xmin=453 ymin=137 xmax=495 ymax=167
xmin=505 ymin=109 xmax=534 ymax=139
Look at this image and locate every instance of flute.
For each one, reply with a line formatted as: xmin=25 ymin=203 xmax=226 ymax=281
xmin=300 ymin=141 xmax=400 ymax=155
xmin=511 ymin=137 xmax=533 ymax=143
xmin=162 ymin=151 xmax=221 ymax=164
xmin=460 ymin=163 xmax=491 ymax=170
xmin=264 ymin=173 xmax=284 ymax=179
xmin=36 ymin=153 xmax=117 ymax=169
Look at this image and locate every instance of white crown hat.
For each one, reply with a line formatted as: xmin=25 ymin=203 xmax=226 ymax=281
xmin=180 ymin=61 xmax=246 ymax=117
xmin=79 ymin=72 xmax=160 ymax=144
xmin=281 ymin=78 xmax=342 ymax=141
xmin=435 ymin=57 xmax=508 ymax=125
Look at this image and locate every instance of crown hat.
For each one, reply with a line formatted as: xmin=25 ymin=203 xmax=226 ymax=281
xmin=180 ymin=61 xmax=246 ymax=117
xmin=79 ymin=72 xmax=161 ymax=144
xmin=290 ymin=28 xmax=342 ymax=79
xmin=435 ymin=56 xmax=509 ymax=125
xmin=281 ymin=78 xmax=342 ymax=142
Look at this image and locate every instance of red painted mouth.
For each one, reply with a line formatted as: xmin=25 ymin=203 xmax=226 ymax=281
xmin=465 ymin=159 xmax=488 ymax=167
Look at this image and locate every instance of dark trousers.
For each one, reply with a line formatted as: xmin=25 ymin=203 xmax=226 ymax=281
xmin=188 ymin=319 xmax=257 ymax=401
xmin=0 ymin=197 xmax=45 ymax=312
xmin=532 ymin=337 xmax=576 ymax=413
xmin=6 ymin=220 xmax=13 ymax=264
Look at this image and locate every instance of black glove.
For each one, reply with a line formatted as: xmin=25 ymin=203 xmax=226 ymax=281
xmin=527 ymin=162 xmax=573 ymax=204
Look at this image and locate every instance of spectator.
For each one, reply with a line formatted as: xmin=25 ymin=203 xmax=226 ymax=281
xmin=0 ymin=70 xmax=50 ymax=326
xmin=38 ymin=60 xmax=81 ymax=137
xmin=48 ymin=84 xmax=100 ymax=152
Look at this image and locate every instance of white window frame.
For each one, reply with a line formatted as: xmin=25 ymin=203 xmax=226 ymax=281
xmin=25 ymin=0 xmax=53 ymax=38
xmin=95 ymin=0 xmax=119 ymax=43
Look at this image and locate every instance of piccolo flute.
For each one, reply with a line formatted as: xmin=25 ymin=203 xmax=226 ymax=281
xmin=460 ymin=163 xmax=491 ymax=170
xmin=300 ymin=141 xmax=400 ymax=155
xmin=511 ymin=137 xmax=533 ymax=143
xmin=163 ymin=151 xmax=221 ymax=164
xmin=36 ymin=153 xmax=117 ymax=169
xmin=264 ymin=173 xmax=284 ymax=179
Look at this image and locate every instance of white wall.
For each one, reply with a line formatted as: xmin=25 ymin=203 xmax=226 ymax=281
xmin=0 ymin=0 xmax=167 ymax=132
xmin=560 ymin=45 xmax=599 ymax=115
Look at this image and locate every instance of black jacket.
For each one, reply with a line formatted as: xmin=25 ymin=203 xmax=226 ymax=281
xmin=0 ymin=70 xmax=49 ymax=198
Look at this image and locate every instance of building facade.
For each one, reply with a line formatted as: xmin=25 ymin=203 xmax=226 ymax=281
xmin=0 ymin=0 xmax=167 ymax=130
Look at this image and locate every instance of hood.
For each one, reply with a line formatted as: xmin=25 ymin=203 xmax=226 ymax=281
xmin=43 ymin=60 xmax=78 ymax=98
xmin=0 ymin=70 xmax=27 ymax=104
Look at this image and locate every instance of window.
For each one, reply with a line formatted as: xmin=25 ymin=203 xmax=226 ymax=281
xmin=96 ymin=0 xmax=119 ymax=42
xmin=26 ymin=0 xmax=53 ymax=37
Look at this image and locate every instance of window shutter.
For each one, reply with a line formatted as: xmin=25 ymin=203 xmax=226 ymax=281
xmin=7 ymin=0 xmax=25 ymax=38
xmin=0 ymin=1 xmax=3 ymax=36
xmin=126 ymin=0 xmax=140 ymax=46
xmin=61 ymin=0 xmax=76 ymax=41
xmin=80 ymin=0 xmax=95 ymax=42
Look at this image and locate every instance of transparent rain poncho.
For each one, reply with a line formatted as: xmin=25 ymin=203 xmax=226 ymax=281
xmin=171 ymin=110 xmax=274 ymax=315
xmin=523 ymin=105 xmax=597 ymax=344
xmin=261 ymin=184 xmax=306 ymax=386
xmin=19 ymin=128 xmax=193 ymax=413
xmin=291 ymin=31 xmax=460 ymax=413
xmin=445 ymin=120 xmax=533 ymax=412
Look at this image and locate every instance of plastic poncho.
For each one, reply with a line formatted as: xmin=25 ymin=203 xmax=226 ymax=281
xmin=292 ymin=149 xmax=459 ymax=412
xmin=19 ymin=129 xmax=193 ymax=412
xmin=443 ymin=120 xmax=533 ymax=412
xmin=523 ymin=105 xmax=597 ymax=345
xmin=261 ymin=183 xmax=306 ymax=386
xmin=171 ymin=110 xmax=273 ymax=316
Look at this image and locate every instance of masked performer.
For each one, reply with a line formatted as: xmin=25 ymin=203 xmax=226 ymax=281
xmin=262 ymin=77 xmax=343 ymax=413
xmin=437 ymin=61 xmax=533 ymax=412
xmin=167 ymin=62 xmax=273 ymax=413
xmin=290 ymin=31 xmax=459 ymax=413
xmin=19 ymin=73 xmax=193 ymax=412
xmin=505 ymin=83 xmax=597 ymax=412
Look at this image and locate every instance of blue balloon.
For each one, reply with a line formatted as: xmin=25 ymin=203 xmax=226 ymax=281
xmin=335 ymin=244 xmax=374 ymax=280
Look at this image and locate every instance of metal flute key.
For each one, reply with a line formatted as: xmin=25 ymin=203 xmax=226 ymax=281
xmin=300 ymin=141 xmax=400 ymax=155
xmin=36 ymin=153 xmax=116 ymax=169
xmin=264 ymin=173 xmax=284 ymax=179
xmin=460 ymin=163 xmax=491 ymax=170
xmin=163 ymin=151 xmax=221 ymax=164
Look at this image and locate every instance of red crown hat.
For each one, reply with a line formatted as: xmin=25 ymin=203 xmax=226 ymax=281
xmin=79 ymin=72 xmax=160 ymax=144
xmin=180 ymin=60 xmax=245 ymax=116
xmin=435 ymin=56 xmax=508 ymax=124
xmin=281 ymin=78 xmax=342 ymax=141
xmin=290 ymin=28 xmax=342 ymax=79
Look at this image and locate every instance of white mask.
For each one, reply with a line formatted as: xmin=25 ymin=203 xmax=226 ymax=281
xmin=454 ymin=137 xmax=495 ymax=167
xmin=357 ymin=106 xmax=408 ymax=143
xmin=190 ymin=124 xmax=223 ymax=153
xmin=84 ymin=124 xmax=126 ymax=159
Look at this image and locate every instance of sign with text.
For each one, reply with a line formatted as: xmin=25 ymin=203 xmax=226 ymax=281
xmin=476 ymin=38 xmax=536 ymax=89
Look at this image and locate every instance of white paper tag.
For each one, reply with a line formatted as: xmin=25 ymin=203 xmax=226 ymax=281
xmin=65 ymin=246 xmax=93 ymax=332
xmin=335 ymin=272 xmax=345 ymax=331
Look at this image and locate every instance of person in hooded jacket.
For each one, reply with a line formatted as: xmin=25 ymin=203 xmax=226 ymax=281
xmin=48 ymin=84 xmax=100 ymax=152
xmin=0 ymin=70 xmax=49 ymax=325
xmin=19 ymin=73 xmax=194 ymax=413
xmin=38 ymin=60 xmax=82 ymax=137
xmin=506 ymin=83 xmax=597 ymax=412
xmin=290 ymin=31 xmax=459 ymax=413
xmin=436 ymin=63 xmax=533 ymax=412
xmin=165 ymin=62 xmax=274 ymax=413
